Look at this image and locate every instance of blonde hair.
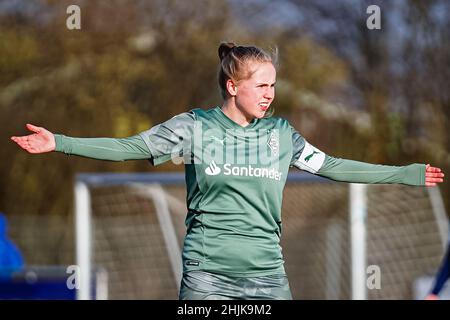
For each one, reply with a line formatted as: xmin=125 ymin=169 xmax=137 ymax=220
xmin=218 ymin=42 xmax=278 ymax=117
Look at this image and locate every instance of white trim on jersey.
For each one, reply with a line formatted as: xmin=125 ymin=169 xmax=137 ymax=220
xmin=294 ymin=141 xmax=326 ymax=174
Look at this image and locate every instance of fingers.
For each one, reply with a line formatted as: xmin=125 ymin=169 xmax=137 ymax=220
xmin=425 ymin=169 xmax=444 ymax=186
xmin=11 ymin=136 xmax=29 ymax=145
xmin=426 ymin=166 xmax=442 ymax=173
xmin=10 ymin=136 xmax=39 ymax=153
xmin=425 ymin=165 xmax=444 ymax=187
xmin=11 ymin=137 xmax=31 ymax=152
xmin=26 ymin=123 xmax=41 ymax=133
xmin=425 ymin=172 xmax=444 ymax=178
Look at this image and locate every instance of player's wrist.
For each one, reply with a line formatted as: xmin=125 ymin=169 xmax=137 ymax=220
xmin=53 ymin=134 xmax=64 ymax=152
xmin=402 ymin=163 xmax=426 ymax=186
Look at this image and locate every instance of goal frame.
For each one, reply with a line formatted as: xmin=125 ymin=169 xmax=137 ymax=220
xmin=74 ymin=171 xmax=447 ymax=300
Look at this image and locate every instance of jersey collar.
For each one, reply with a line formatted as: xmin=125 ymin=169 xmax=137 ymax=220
xmin=213 ymin=106 xmax=259 ymax=130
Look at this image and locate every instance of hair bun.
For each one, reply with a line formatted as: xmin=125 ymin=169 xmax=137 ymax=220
xmin=218 ymin=42 xmax=236 ymax=60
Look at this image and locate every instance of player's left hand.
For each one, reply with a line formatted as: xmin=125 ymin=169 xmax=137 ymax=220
xmin=425 ymin=164 xmax=445 ymax=187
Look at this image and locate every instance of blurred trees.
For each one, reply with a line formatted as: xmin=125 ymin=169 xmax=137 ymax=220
xmin=280 ymin=0 xmax=450 ymax=207
xmin=0 ymin=0 xmax=228 ymax=222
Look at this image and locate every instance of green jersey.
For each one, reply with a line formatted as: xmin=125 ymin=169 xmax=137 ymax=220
xmin=55 ymin=106 xmax=426 ymax=277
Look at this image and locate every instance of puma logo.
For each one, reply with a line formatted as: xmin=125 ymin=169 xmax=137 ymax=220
xmin=305 ymin=150 xmax=320 ymax=162
xmin=210 ymin=136 xmax=225 ymax=145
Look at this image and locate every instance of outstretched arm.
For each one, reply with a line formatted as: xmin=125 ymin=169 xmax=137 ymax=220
xmin=11 ymin=111 xmax=195 ymax=164
xmin=316 ymin=156 xmax=444 ymax=187
xmin=11 ymin=123 xmax=151 ymax=161
xmin=290 ymin=127 xmax=444 ymax=187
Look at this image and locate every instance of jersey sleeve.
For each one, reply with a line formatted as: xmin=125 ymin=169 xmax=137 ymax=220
xmin=54 ymin=134 xmax=151 ymax=161
xmin=317 ymin=156 xmax=426 ymax=186
xmin=138 ymin=110 xmax=196 ymax=166
xmin=290 ymin=125 xmax=425 ymax=186
xmin=54 ymin=111 xmax=196 ymax=164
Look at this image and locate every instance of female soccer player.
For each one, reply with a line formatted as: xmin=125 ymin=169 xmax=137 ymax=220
xmin=11 ymin=42 xmax=445 ymax=300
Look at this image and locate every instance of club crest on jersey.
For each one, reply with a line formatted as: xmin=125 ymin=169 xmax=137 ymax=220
xmin=267 ymin=130 xmax=279 ymax=157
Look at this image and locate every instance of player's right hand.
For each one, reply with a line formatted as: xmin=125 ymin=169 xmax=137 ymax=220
xmin=10 ymin=124 xmax=56 ymax=154
xmin=425 ymin=294 xmax=439 ymax=300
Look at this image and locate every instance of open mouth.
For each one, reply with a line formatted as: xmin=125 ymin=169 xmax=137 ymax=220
xmin=259 ymin=103 xmax=270 ymax=111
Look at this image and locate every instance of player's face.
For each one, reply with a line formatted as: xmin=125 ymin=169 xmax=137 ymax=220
xmin=234 ymin=62 xmax=276 ymax=120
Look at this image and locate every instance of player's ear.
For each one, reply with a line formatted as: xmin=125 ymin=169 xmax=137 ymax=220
xmin=226 ymin=79 xmax=237 ymax=97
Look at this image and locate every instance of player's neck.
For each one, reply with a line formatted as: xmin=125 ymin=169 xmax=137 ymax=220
xmin=221 ymin=101 xmax=254 ymax=128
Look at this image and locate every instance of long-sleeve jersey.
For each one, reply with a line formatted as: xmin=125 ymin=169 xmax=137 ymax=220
xmin=55 ymin=106 xmax=426 ymax=277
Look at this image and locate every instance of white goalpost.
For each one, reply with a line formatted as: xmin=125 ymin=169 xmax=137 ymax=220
xmin=74 ymin=172 xmax=188 ymax=300
xmin=350 ymin=183 xmax=367 ymax=300
xmin=74 ymin=181 xmax=92 ymax=300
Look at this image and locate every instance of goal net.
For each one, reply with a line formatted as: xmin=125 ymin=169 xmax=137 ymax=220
xmin=74 ymin=171 xmax=448 ymax=299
